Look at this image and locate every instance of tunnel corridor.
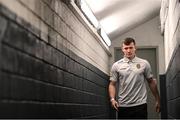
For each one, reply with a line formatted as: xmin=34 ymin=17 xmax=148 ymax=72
xmin=0 ymin=0 xmax=180 ymax=119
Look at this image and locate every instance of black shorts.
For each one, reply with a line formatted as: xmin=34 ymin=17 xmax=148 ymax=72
xmin=118 ymin=103 xmax=147 ymax=119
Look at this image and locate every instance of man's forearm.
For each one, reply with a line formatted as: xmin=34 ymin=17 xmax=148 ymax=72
xmin=148 ymin=78 xmax=161 ymax=112
xmin=109 ymin=81 xmax=116 ymax=99
xmin=148 ymin=78 xmax=160 ymax=101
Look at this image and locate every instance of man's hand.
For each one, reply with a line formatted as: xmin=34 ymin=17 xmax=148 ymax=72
xmin=155 ymin=100 xmax=161 ymax=113
xmin=111 ymin=99 xmax=119 ymax=111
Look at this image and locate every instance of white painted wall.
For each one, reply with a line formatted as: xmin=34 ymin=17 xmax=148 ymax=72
xmin=110 ymin=16 xmax=165 ymax=74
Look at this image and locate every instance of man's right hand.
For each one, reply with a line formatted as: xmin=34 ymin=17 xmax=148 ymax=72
xmin=111 ymin=99 xmax=119 ymax=111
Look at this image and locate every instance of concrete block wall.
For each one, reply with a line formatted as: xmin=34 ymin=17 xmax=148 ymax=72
xmin=160 ymin=0 xmax=180 ymax=118
xmin=0 ymin=0 xmax=110 ymax=118
xmin=166 ymin=23 xmax=180 ymax=119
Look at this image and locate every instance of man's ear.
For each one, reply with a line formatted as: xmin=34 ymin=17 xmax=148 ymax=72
xmin=121 ymin=47 xmax=124 ymax=52
xmin=134 ymin=46 xmax=137 ymax=50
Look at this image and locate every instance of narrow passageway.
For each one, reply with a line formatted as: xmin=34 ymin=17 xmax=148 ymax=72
xmin=0 ymin=0 xmax=180 ymax=119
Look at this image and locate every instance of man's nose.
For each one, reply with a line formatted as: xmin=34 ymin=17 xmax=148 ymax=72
xmin=127 ymin=48 xmax=131 ymax=52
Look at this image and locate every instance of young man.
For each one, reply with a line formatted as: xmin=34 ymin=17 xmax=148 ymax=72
xmin=109 ymin=37 xmax=160 ymax=119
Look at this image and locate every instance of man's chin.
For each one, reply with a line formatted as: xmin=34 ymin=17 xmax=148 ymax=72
xmin=126 ymin=55 xmax=131 ymax=58
xmin=126 ymin=55 xmax=134 ymax=59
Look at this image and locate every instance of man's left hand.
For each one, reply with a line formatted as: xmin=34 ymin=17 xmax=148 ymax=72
xmin=155 ymin=101 xmax=160 ymax=113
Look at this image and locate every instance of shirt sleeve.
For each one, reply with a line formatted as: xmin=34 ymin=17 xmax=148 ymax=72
xmin=109 ymin=63 xmax=118 ymax=82
xmin=144 ymin=60 xmax=153 ymax=80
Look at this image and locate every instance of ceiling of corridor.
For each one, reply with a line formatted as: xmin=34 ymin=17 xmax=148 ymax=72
xmin=85 ymin=0 xmax=161 ymax=40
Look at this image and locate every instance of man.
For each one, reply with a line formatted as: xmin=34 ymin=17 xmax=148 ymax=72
xmin=109 ymin=37 xmax=160 ymax=119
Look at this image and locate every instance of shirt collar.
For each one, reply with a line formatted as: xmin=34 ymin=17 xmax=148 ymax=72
xmin=123 ymin=56 xmax=137 ymax=63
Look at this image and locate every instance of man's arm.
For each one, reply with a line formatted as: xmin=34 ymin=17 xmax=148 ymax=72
xmin=109 ymin=81 xmax=119 ymax=111
xmin=147 ymin=78 xmax=161 ymax=113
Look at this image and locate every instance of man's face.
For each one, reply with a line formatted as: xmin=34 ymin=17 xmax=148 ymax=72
xmin=122 ymin=42 xmax=136 ymax=59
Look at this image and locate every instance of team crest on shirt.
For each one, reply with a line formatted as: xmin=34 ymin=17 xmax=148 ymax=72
xmin=136 ymin=64 xmax=141 ymax=69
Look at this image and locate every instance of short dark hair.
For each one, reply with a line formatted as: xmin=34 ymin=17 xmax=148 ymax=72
xmin=122 ymin=37 xmax=136 ymax=45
